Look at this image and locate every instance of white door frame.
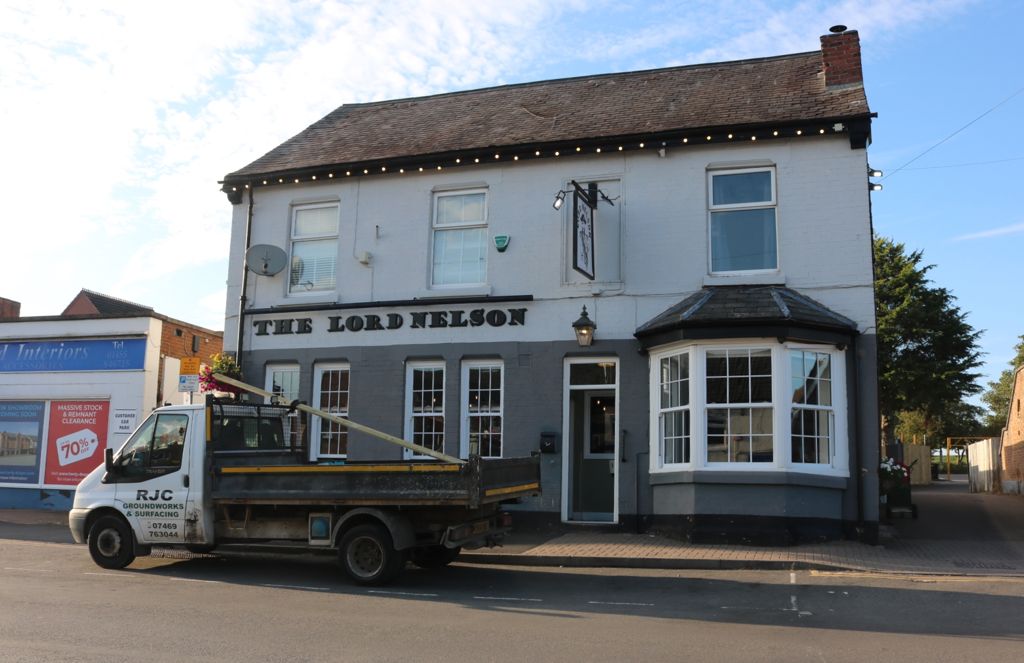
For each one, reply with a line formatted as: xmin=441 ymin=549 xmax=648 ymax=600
xmin=561 ymin=357 xmax=619 ymax=524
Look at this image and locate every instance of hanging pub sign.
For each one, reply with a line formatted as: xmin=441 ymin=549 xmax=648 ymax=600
xmin=572 ymin=181 xmax=596 ymax=280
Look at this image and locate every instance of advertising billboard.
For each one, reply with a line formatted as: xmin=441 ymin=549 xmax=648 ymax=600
xmin=0 ymin=401 xmax=45 ymax=484
xmin=43 ymin=400 xmax=111 ymax=487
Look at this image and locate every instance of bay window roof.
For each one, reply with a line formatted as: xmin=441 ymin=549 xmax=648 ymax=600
xmin=635 ymin=286 xmax=858 ymax=349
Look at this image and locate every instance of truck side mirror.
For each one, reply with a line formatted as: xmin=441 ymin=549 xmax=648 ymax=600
xmin=105 ymin=448 xmax=115 ymax=474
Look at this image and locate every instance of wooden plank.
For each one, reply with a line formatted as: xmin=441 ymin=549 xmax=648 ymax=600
xmin=213 ymin=372 xmax=465 ymax=464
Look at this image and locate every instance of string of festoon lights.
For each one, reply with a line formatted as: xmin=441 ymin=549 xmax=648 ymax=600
xmin=222 ymin=122 xmax=863 ymax=198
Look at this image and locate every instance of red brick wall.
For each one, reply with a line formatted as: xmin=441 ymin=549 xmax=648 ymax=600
xmin=1002 ymin=368 xmax=1024 ymax=487
xmin=159 ymin=320 xmax=223 ymax=363
xmin=0 ymin=297 xmax=20 ymax=319
xmin=155 ymin=320 xmax=223 ymax=406
xmin=820 ymin=30 xmax=863 ymax=87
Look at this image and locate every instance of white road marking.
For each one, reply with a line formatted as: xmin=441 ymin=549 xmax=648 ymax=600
xmin=790 ymin=572 xmax=797 ymax=584
xmin=263 ymin=584 xmax=330 ymax=591
xmin=473 ymin=596 xmax=542 ymax=602
xmin=588 ymin=601 xmax=654 ymax=607
xmin=368 ymin=590 xmax=439 ymax=598
xmin=784 ymin=593 xmax=813 ymax=618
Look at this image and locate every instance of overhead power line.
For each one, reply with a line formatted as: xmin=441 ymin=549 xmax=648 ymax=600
xmin=884 ymin=85 xmax=1024 ymax=180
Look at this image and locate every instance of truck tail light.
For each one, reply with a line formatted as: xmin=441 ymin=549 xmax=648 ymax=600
xmin=499 ymin=512 xmax=512 ymax=528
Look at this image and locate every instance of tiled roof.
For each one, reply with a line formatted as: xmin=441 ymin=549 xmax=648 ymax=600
xmin=635 ymin=286 xmax=858 ymax=338
xmin=63 ymin=289 xmax=153 ymax=317
xmin=225 ymin=50 xmax=870 ymax=181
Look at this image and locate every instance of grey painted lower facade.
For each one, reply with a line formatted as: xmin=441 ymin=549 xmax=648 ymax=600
xmin=242 ymin=332 xmax=879 ymax=544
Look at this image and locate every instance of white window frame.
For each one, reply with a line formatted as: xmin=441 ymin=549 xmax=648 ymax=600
xmin=460 ymin=360 xmax=504 ymax=459
xmin=264 ymin=364 xmax=300 ymax=403
xmin=264 ymin=363 xmax=301 ymax=449
xmin=430 ymin=189 xmax=488 ymax=288
xmin=310 ymin=362 xmax=350 ymax=460
xmin=703 ymin=346 xmax=775 ymax=466
xmin=289 ymin=202 xmax=339 ymax=295
xmin=707 ymin=167 xmax=778 ymax=275
xmin=404 ymin=361 xmax=446 ymax=460
xmin=649 ymin=349 xmax=694 ymax=469
xmin=789 ymin=349 xmax=837 ymax=466
xmin=648 ymin=340 xmax=848 ymax=477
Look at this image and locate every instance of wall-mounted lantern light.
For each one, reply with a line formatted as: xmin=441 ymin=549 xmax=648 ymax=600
xmin=572 ymin=306 xmax=596 ymax=347
xmin=552 ymin=190 xmax=566 ymax=210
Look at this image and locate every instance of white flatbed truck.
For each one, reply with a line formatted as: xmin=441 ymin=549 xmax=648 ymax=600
xmin=69 ymin=375 xmax=540 ymax=584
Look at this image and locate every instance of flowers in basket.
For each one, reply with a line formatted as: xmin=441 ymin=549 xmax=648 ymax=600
xmin=879 ymin=457 xmax=911 ymax=485
xmin=198 ymin=353 xmax=243 ymax=394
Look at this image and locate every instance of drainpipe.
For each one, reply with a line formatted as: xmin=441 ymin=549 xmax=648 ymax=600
xmin=635 ymin=450 xmax=649 ymax=534
xmin=850 ymin=338 xmax=866 ymax=538
xmin=235 ymin=185 xmax=255 ymax=359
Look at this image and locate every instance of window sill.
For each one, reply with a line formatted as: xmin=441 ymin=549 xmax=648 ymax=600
xmin=703 ymin=273 xmax=785 ymax=287
xmin=649 ymin=469 xmax=848 ymax=490
xmin=420 ymin=285 xmax=493 ymax=298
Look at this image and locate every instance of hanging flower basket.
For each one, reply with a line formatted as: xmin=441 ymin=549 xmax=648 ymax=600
xmin=199 ymin=353 xmax=243 ymax=395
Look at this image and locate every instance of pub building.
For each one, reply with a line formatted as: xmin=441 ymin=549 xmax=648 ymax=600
xmin=219 ymin=27 xmax=880 ymax=543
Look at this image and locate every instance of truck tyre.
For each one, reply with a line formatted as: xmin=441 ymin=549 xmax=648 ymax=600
xmin=88 ymin=515 xmax=136 ymax=569
xmin=338 ymin=523 xmax=405 ymax=585
xmin=410 ymin=545 xmax=461 ymax=569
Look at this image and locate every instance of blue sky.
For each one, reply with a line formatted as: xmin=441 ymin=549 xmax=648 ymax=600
xmin=1 ymin=0 xmax=1020 ymax=408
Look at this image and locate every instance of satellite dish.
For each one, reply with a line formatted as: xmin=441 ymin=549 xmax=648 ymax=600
xmin=245 ymin=244 xmax=288 ymax=276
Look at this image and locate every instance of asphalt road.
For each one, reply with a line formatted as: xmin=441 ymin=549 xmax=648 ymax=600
xmin=2 ymin=538 xmax=1022 ymax=662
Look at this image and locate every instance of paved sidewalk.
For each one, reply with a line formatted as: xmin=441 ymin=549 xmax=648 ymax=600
xmin=4 ymin=479 xmax=1022 ymax=576
xmin=463 ymin=480 xmax=1024 ymax=576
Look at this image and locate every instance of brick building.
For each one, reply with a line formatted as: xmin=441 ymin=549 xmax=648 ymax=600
xmin=1001 ymin=366 xmax=1024 ymax=494
xmin=0 ymin=290 xmax=222 ymax=509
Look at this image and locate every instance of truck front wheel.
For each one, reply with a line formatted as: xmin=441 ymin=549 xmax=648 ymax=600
xmin=338 ymin=523 xmax=405 ymax=585
xmin=88 ymin=515 xmax=136 ymax=569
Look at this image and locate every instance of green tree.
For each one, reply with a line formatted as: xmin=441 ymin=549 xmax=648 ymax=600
xmin=980 ymin=334 xmax=1024 ymax=431
xmin=873 ymin=236 xmax=983 ymax=444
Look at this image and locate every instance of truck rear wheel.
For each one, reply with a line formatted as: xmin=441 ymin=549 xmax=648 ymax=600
xmin=410 ymin=545 xmax=461 ymax=569
xmin=88 ymin=515 xmax=136 ymax=569
xmin=338 ymin=523 xmax=405 ymax=585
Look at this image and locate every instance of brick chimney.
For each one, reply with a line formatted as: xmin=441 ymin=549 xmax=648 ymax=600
xmin=820 ymin=28 xmax=863 ymax=87
xmin=0 ymin=297 xmax=21 ymax=320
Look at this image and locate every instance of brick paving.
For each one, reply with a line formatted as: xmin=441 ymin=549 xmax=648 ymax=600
xmin=464 ymin=531 xmax=1024 ymax=576
xmin=464 ymin=482 xmax=1024 ymax=577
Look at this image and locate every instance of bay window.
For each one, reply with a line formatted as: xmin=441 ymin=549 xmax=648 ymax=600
xmin=650 ymin=342 xmax=846 ymax=475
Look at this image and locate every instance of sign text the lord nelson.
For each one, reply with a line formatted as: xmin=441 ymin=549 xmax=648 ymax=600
xmin=253 ymin=307 xmax=527 ymax=336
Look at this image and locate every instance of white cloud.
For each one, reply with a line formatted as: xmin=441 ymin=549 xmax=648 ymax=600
xmin=953 ymin=222 xmax=1024 ymax=242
